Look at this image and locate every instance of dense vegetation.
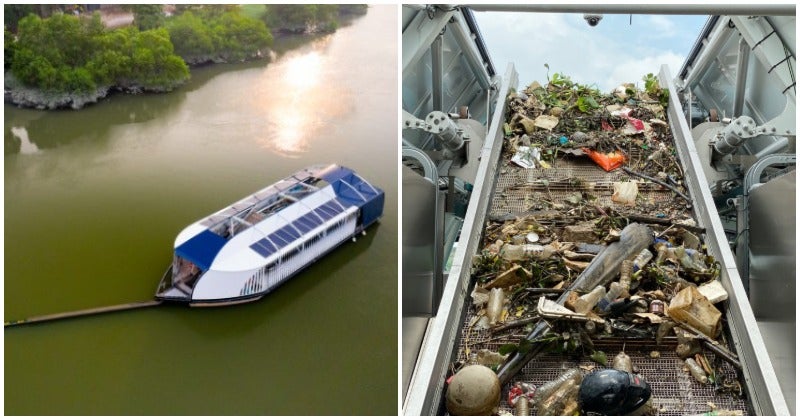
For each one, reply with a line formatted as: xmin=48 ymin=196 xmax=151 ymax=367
xmin=166 ymin=7 xmax=273 ymax=65
xmin=7 ymin=12 xmax=188 ymax=95
xmin=264 ymin=4 xmax=367 ymax=34
xmin=4 ymin=4 xmax=364 ymax=108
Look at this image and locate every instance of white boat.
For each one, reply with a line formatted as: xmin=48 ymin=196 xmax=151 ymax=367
xmin=155 ymin=164 xmax=384 ymax=306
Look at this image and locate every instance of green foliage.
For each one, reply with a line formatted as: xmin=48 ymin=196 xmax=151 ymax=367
xmin=166 ymin=8 xmax=272 ymax=64
xmin=264 ymin=4 xmax=341 ymax=34
xmin=239 ymin=4 xmax=267 ymax=20
xmin=4 ymin=4 xmax=36 ymax=32
xmin=528 ymin=70 xmax=603 ymax=113
xmin=10 ymin=12 xmax=188 ymax=94
xmin=498 ymin=343 xmax=517 ymax=356
xmin=5 ymin=28 xmax=17 ymax=70
xmin=165 ymin=12 xmax=215 ymax=62
xmin=213 ymin=10 xmax=273 ymax=61
xmin=130 ymin=5 xmax=165 ymax=31
xmin=643 ymin=73 xmax=660 ymax=95
xmin=576 ymin=95 xmax=600 ymax=113
xmin=642 ymin=73 xmax=670 ymax=107
xmin=338 ymin=5 xmax=368 ymax=15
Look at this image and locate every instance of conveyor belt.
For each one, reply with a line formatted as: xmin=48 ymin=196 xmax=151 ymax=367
xmin=453 ymin=126 xmax=750 ymax=415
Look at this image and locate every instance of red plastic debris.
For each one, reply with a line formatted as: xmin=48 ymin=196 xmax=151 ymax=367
xmin=601 ymin=119 xmax=614 ymax=131
xmin=507 ymin=382 xmax=537 ymax=405
xmin=581 ymin=148 xmax=627 ymax=171
xmin=627 ymin=117 xmax=645 ymax=132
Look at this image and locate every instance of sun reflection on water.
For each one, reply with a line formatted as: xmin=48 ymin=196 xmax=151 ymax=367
xmin=253 ymin=37 xmax=350 ymax=158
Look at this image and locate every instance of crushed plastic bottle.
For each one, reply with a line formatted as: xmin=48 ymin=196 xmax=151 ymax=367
xmin=532 ymin=368 xmax=584 ymax=416
xmin=685 ymin=358 xmax=708 ymax=384
xmin=500 ymin=243 xmax=555 ymax=262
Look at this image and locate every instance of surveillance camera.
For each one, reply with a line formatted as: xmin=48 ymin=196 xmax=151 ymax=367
xmin=583 ymin=14 xmax=603 ymax=27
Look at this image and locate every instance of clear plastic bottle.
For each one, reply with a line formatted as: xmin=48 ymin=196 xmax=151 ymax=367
xmin=501 ymin=243 xmax=554 ymax=261
xmin=685 ymin=358 xmax=708 ymax=384
xmin=533 ymin=368 xmax=583 ymax=416
xmin=573 ymin=285 xmax=606 ymax=314
xmin=618 ymin=260 xmax=633 ymax=296
xmin=596 ymin=282 xmax=624 ymax=313
xmin=487 ymin=288 xmax=505 ymax=326
xmin=632 ymin=248 xmax=653 ymax=271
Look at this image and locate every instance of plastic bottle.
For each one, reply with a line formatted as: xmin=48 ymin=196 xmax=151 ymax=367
xmin=685 ymin=358 xmax=708 ymax=384
xmin=500 ymin=243 xmax=554 ymax=262
xmin=532 ymin=368 xmax=583 ymax=416
xmin=618 ymin=260 xmax=633 ymax=297
xmin=487 ymin=288 xmax=505 ymax=325
xmin=573 ymin=285 xmax=606 ymax=314
xmin=596 ymin=282 xmax=624 ymax=313
xmin=632 ymin=248 xmax=653 ymax=271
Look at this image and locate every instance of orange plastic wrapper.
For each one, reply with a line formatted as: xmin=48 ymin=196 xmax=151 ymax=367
xmin=581 ymin=148 xmax=627 ymax=171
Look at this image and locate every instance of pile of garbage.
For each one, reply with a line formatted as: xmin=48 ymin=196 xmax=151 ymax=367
xmin=445 ymin=75 xmax=744 ymax=416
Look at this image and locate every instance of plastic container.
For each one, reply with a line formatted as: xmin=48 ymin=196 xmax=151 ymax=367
xmin=632 ymin=248 xmax=653 ymax=271
xmin=533 ymin=368 xmax=583 ymax=416
xmin=500 ymin=243 xmax=554 ymax=261
xmin=685 ymin=358 xmax=708 ymax=384
xmin=573 ymin=285 xmax=606 ymax=314
xmin=596 ymin=282 xmax=624 ymax=313
xmin=668 ymin=285 xmax=721 ymax=338
xmin=487 ymin=288 xmax=505 ymax=326
xmin=612 ymin=181 xmax=638 ymax=205
xmin=697 ymin=280 xmax=728 ymax=304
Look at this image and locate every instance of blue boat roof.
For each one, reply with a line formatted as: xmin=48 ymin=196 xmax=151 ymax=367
xmin=175 ymin=229 xmax=228 ymax=271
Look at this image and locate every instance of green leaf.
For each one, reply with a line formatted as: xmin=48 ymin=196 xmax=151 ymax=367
xmin=498 ymin=343 xmax=518 ymax=355
xmin=518 ymin=338 xmax=534 ymax=355
xmin=590 ymin=350 xmax=608 ymax=366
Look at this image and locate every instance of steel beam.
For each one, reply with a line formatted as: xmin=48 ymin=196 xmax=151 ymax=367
xmin=468 ymin=4 xmax=795 ymax=16
xmin=402 ymin=8 xmax=455 ymax=73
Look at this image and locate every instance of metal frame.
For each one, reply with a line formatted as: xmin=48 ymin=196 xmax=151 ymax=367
xmin=660 ymin=65 xmax=790 ymax=415
xmin=403 ymin=63 xmax=517 ymax=415
xmin=735 ymin=154 xmax=797 ymax=288
xmin=468 ymin=4 xmax=795 ymax=15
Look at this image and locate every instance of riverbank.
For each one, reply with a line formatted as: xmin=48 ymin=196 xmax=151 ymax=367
xmin=4 ymin=9 xmax=355 ymax=110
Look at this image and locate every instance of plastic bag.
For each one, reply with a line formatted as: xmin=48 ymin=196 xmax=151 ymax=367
xmin=612 ymin=181 xmax=638 ymax=205
xmin=581 ymin=148 xmax=627 ymax=171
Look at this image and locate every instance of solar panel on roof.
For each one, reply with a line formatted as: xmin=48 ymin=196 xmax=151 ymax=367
xmin=299 ymin=214 xmax=321 ymax=228
xmin=250 ymin=239 xmax=277 ymax=258
xmin=249 ymin=198 xmax=353 ymax=260
xmin=269 ymin=233 xmax=290 ymax=247
xmin=279 ymin=226 xmax=300 ymax=241
xmin=292 ymin=218 xmax=313 ymax=234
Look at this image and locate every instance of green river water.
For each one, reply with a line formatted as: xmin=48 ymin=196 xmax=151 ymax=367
xmin=4 ymin=5 xmax=397 ymax=415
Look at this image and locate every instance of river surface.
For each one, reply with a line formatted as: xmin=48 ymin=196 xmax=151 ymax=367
xmin=4 ymin=6 xmax=397 ymax=415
